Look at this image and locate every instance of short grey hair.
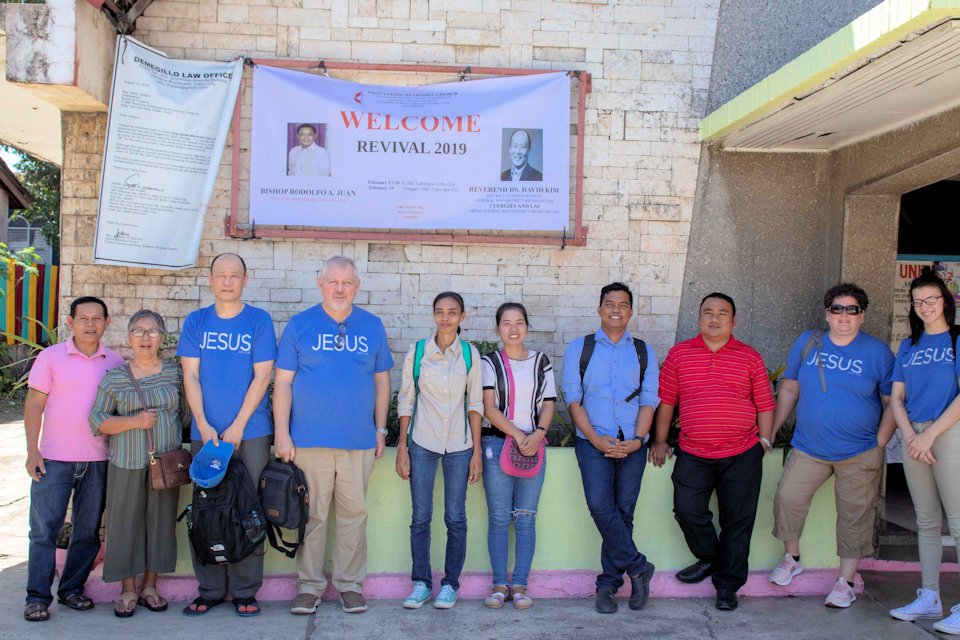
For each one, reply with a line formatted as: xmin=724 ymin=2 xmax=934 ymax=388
xmin=127 ymin=309 xmax=167 ymax=333
xmin=321 ymin=255 xmax=359 ymax=281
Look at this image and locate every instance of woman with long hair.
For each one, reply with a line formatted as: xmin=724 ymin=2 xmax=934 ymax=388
xmin=480 ymin=302 xmax=555 ymax=609
xmin=395 ymin=292 xmax=483 ymax=610
xmin=888 ymin=268 xmax=960 ymax=635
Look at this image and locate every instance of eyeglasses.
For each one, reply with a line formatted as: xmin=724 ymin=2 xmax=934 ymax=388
xmin=912 ymin=295 xmax=943 ymax=308
xmin=828 ymin=304 xmax=862 ymax=316
xmin=336 ymin=322 xmax=347 ymax=349
xmin=129 ymin=328 xmax=163 ymax=338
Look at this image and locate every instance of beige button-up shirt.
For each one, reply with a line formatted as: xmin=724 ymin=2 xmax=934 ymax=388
xmin=397 ymin=336 xmax=484 ymax=454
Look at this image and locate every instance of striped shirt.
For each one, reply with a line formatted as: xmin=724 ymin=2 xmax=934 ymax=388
xmin=659 ymin=334 xmax=775 ymax=459
xmin=89 ymin=360 xmax=190 ymax=470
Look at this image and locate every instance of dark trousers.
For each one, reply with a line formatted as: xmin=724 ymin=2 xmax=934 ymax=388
xmin=189 ymin=435 xmax=271 ymax=600
xmin=26 ymin=460 xmax=107 ymax=605
xmin=672 ymin=443 xmax=763 ymax=592
xmin=575 ymin=437 xmax=649 ymax=591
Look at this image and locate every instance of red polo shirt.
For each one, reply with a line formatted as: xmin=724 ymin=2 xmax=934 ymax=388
xmin=659 ymin=334 xmax=775 ymax=459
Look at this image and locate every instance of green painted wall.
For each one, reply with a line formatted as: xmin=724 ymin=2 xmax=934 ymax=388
xmin=174 ymin=448 xmax=841 ymax=574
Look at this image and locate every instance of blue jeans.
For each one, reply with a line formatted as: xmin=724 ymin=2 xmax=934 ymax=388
xmin=481 ymin=436 xmax=546 ymax=587
xmin=26 ymin=460 xmax=107 ymax=605
xmin=575 ymin=437 xmax=649 ymax=591
xmin=409 ymin=441 xmax=472 ymax=590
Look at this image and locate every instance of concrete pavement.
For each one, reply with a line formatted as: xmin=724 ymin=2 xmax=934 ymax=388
xmin=0 ymin=402 xmax=952 ymax=639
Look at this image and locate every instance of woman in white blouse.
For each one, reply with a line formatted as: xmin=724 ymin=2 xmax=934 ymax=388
xmin=396 ymin=291 xmax=483 ymax=611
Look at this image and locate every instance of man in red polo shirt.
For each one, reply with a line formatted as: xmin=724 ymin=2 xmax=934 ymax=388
xmin=650 ymin=292 xmax=775 ymax=612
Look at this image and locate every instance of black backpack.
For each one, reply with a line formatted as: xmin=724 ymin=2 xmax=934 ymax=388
xmin=579 ymin=333 xmax=648 ymax=402
xmin=258 ymin=459 xmax=309 ymax=559
xmin=178 ymin=459 xmax=266 ymax=565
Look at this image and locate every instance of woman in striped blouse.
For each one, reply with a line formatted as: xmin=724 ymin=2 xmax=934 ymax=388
xmin=90 ymin=310 xmax=189 ymax=618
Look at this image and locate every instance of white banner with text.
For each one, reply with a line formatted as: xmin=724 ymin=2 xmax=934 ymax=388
xmin=249 ymin=67 xmax=571 ymax=231
xmin=94 ymin=36 xmax=242 ymax=269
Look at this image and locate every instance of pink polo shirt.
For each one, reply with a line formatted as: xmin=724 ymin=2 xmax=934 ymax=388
xmin=28 ymin=337 xmax=124 ymax=462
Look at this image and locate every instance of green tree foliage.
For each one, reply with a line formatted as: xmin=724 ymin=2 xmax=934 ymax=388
xmin=5 ymin=148 xmax=61 ymax=254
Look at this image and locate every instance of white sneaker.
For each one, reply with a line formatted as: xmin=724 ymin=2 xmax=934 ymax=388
xmin=890 ymin=588 xmax=942 ymax=621
xmin=934 ymin=604 xmax=960 ymax=635
xmin=768 ymin=553 xmax=803 ymax=586
xmin=824 ymin=577 xmax=856 ymax=608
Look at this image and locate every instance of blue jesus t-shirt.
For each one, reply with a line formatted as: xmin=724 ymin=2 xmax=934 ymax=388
xmin=177 ymin=304 xmax=277 ymax=440
xmin=893 ymin=331 xmax=960 ymax=422
xmin=276 ymin=305 xmax=394 ymax=450
xmin=785 ymin=330 xmax=894 ymax=461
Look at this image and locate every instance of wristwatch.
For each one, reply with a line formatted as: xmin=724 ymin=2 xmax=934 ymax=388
xmin=633 ymin=434 xmax=651 ymax=444
xmin=759 ymin=436 xmax=772 ymax=449
xmin=375 ymin=428 xmax=388 ymax=436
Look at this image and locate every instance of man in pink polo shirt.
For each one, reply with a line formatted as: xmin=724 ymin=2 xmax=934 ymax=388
xmin=650 ymin=292 xmax=775 ymax=612
xmin=23 ymin=297 xmax=124 ymax=622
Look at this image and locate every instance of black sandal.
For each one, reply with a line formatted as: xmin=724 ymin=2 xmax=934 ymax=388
xmin=233 ymin=597 xmax=261 ymax=617
xmin=58 ymin=592 xmax=94 ymax=611
xmin=182 ymin=597 xmax=224 ymax=616
xmin=24 ymin=602 xmax=49 ymax=622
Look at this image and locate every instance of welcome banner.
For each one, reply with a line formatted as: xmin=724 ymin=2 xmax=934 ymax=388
xmin=94 ymin=36 xmax=243 ymax=269
xmin=249 ymin=67 xmax=571 ymax=231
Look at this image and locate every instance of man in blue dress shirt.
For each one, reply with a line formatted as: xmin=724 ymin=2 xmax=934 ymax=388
xmin=561 ymin=282 xmax=660 ymax=614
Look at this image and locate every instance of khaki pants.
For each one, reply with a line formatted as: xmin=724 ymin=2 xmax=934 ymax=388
xmin=295 ymin=447 xmax=375 ymax=596
xmin=902 ymin=420 xmax=960 ymax=591
xmin=772 ymin=446 xmax=883 ymax=559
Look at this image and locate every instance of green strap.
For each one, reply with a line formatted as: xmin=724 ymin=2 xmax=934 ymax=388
xmin=408 ymin=339 xmax=426 ymax=447
xmin=800 ymin=329 xmax=827 ymax=393
xmin=460 ymin=339 xmax=472 ymax=443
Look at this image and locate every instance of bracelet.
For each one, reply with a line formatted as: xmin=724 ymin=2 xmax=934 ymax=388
xmin=535 ymin=426 xmax=547 ymax=433
xmin=375 ymin=427 xmax=388 ymax=436
xmin=759 ymin=436 xmax=772 ymax=449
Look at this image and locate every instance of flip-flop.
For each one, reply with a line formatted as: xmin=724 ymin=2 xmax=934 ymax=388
xmin=182 ymin=597 xmax=224 ymax=616
xmin=114 ymin=591 xmax=137 ymax=618
xmin=24 ymin=602 xmax=49 ymax=622
xmin=233 ymin=597 xmax=261 ymax=617
xmin=138 ymin=587 xmax=168 ymax=612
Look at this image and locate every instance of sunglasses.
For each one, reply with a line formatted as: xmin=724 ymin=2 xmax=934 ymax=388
xmin=336 ymin=322 xmax=347 ymax=349
xmin=828 ymin=304 xmax=862 ymax=316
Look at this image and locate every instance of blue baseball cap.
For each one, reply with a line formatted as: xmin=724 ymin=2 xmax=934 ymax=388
xmin=189 ymin=440 xmax=235 ymax=488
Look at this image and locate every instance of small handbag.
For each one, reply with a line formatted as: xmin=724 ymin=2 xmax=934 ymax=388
xmin=497 ymin=350 xmax=545 ymax=479
xmin=125 ymin=364 xmax=192 ymax=491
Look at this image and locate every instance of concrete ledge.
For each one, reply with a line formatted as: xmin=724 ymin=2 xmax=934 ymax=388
xmin=65 ymin=554 xmax=960 ymax=603
xmin=76 ymin=566 xmax=871 ymax=603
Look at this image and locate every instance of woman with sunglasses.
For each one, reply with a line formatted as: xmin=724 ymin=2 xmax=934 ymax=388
xmin=89 ymin=310 xmax=190 ymax=617
xmin=768 ymin=284 xmax=895 ymax=608
xmin=888 ymin=268 xmax=960 ymax=634
xmin=395 ymin=292 xmax=483 ymax=610
xmin=479 ymin=303 xmax=555 ymax=610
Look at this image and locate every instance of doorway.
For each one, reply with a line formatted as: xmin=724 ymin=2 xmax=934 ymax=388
xmin=878 ymin=179 xmax=960 ymax=561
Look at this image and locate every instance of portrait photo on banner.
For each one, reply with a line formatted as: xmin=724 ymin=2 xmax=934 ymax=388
xmin=500 ymin=127 xmax=543 ymax=182
xmin=286 ymin=122 xmax=331 ymax=177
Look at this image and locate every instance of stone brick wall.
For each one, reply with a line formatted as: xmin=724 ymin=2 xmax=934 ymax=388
xmin=61 ymin=0 xmax=719 ymax=382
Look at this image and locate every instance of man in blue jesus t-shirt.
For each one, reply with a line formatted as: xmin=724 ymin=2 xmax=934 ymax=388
xmin=178 ymin=252 xmax=277 ymax=617
xmin=275 ymin=255 xmax=393 ymax=616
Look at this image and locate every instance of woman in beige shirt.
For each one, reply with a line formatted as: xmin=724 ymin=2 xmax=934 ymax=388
xmin=395 ymin=291 xmax=483 ymax=610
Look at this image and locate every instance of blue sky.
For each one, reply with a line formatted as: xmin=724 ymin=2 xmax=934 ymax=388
xmin=0 ymin=146 xmax=23 ymax=172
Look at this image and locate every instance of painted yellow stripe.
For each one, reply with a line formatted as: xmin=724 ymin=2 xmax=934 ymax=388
xmin=26 ymin=271 xmax=37 ymax=344
xmin=700 ymin=0 xmax=960 ymax=141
